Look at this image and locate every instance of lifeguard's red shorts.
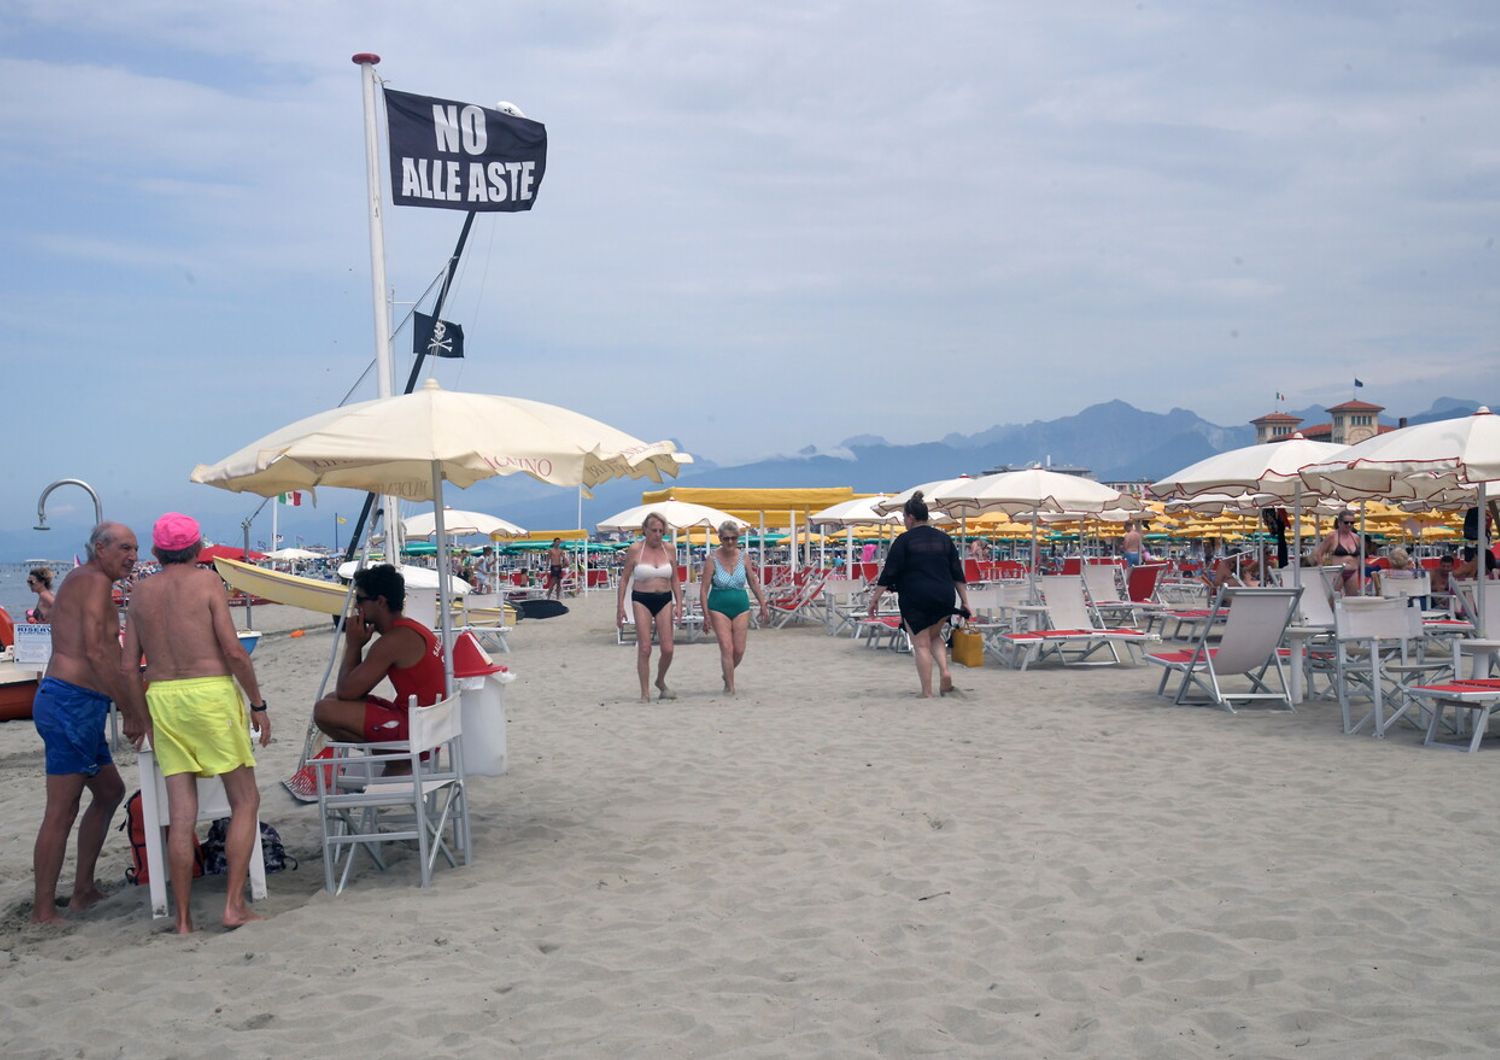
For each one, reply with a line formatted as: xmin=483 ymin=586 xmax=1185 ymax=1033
xmin=362 ymin=695 xmax=409 ymax=742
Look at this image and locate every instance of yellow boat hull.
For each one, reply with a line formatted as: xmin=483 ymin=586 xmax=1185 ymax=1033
xmin=212 ymin=557 xmax=516 ymax=624
xmin=214 ymin=557 xmax=352 ymax=616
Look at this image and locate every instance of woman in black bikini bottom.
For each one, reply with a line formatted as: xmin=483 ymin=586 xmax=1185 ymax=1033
xmin=630 ymin=590 xmax=672 ymax=616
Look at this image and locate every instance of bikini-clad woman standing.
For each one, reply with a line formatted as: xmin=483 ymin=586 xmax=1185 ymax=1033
xmin=617 ymin=512 xmax=681 ymax=702
xmin=700 ymin=521 xmax=769 ymax=695
xmin=1312 ymin=510 xmax=1363 ymax=596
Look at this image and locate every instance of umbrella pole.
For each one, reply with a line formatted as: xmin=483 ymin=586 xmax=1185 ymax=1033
xmin=1292 ymin=486 xmax=1303 ymax=591
xmin=432 ymin=462 xmax=455 ymax=698
xmin=1479 ymin=481 xmax=1489 ymax=640
xmin=1030 ymin=505 xmax=1039 ymax=600
xmin=1359 ymin=504 xmax=1368 ymax=596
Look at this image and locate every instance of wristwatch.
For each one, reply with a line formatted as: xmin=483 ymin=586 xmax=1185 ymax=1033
xmin=251 ymin=701 xmax=269 ymax=713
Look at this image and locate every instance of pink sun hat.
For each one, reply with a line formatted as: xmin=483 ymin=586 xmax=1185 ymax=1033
xmin=153 ymin=512 xmax=202 ymax=551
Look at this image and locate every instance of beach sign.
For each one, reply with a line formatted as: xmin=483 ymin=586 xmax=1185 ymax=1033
xmin=385 ymin=88 xmax=548 ymax=211
xmin=14 ymin=623 xmax=51 ymax=668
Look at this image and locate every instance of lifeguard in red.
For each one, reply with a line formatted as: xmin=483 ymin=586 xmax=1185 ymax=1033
xmin=312 ymin=565 xmax=448 ymax=747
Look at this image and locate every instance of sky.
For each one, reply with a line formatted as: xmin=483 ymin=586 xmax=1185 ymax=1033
xmin=3 ymin=1 xmax=1498 ymax=551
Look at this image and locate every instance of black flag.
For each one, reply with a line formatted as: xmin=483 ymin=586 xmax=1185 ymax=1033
xmin=384 ymin=88 xmax=547 ymax=212
xmin=414 ymin=312 xmax=464 ymax=359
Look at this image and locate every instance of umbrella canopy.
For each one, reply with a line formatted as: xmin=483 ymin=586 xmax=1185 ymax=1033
xmin=1297 ymin=408 xmax=1500 ymax=637
xmin=809 ymin=496 xmax=902 ymax=527
xmin=265 ymin=547 xmax=322 ymax=561
xmin=192 ymin=378 xmax=690 ymax=697
xmin=1151 ymin=435 xmax=1348 ymax=500
xmin=189 ymin=378 xmax=691 ymax=500
xmin=874 ymin=477 xmax=976 ymax=516
xmin=596 ymin=500 xmax=748 ymax=533
xmin=1298 ymin=409 xmax=1500 ymax=500
xmin=931 ymin=469 xmax=1144 ymax=517
xmin=403 ymin=508 xmax=526 ymax=539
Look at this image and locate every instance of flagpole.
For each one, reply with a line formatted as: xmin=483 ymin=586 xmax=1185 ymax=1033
xmin=341 ymin=53 xmax=484 ymax=569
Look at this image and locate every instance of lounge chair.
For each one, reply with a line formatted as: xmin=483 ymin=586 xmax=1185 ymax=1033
xmin=1410 ymin=677 xmax=1500 ymax=752
xmin=1145 ymin=586 xmax=1301 ymax=712
xmin=998 ymin=575 xmax=1149 ymax=671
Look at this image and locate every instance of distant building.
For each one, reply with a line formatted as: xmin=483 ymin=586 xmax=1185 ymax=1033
xmin=1250 ymin=411 xmax=1303 ymax=444
xmin=1251 ymin=399 xmax=1392 ymax=446
xmin=1326 ymin=399 xmax=1387 ymax=445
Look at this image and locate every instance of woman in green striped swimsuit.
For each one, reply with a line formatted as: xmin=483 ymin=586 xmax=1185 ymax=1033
xmin=700 ymin=521 xmax=769 ymax=695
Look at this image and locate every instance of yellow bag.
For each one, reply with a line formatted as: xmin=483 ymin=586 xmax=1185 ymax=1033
xmin=951 ymin=627 xmax=984 ymax=668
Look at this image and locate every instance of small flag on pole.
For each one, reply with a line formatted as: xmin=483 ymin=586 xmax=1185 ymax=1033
xmin=337 ymin=516 xmax=348 ymax=525
xmin=1354 ymin=378 xmax=1365 ymax=388
xmin=278 ymin=492 xmax=302 ymax=507
xmin=1275 ymin=391 xmax=1285 ymax=402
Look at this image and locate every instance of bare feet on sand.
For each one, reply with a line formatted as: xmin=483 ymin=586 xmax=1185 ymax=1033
xmin=29 ymin=906 xmax=66 ymax=926
xmin=70 ymin=884 xmax=108 ymax=911
xmin=223 ymin=905 xmax=264 ymax=930
xmin=656 ymin=682 xmax=677 ymax=701
xmin=940 ymin=675 xmax=954 ymax=695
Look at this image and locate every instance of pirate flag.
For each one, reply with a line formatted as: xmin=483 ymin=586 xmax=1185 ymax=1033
xmin=414 ymin=311 xmax=464 ymax=359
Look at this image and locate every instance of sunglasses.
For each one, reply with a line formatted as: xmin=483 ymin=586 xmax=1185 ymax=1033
xmin=354 ymin=594 xmax=373 ymax=604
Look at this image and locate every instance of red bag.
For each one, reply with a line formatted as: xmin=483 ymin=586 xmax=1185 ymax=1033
xmin=120 ymin=790 xmax=203 ymax=885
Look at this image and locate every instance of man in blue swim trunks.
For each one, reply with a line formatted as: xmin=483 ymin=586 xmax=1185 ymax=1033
xmin=31 ymin=522 xmax=147 ymax=925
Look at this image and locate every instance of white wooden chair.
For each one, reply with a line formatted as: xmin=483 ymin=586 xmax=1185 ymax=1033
xmin=316 ymin=693 xmax=471 ymax=894
xmin=459 ymin=592 xmax=512 ymax=653
xmin=1333 ymin=597 xmax=1433 ymax=737
xmin=137 ymin=737 xmax=267 ymax=920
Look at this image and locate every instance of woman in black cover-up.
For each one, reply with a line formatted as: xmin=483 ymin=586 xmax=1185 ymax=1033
xmin=866 ymin=491 xmax=972 ymax=698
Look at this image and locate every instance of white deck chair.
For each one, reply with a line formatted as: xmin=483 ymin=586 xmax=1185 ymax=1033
xmin=1145 ymin=586 xmax=1302 ymax=712
xmin=458 ymin=592 xmax=512 ymax=653
xmin=1082 ymin=563 xmax=1131 ymax=621
xmin=821 ymin=577 xmax=867 ymax=636
xmin=999 ymin=575 xmax=1149 ymax=671
xmin=1333 ymin=597 xmax=1430 ymax=737
xmin=137 ymin=736 xmax=267 ymax=920
xmin=316 ymin=693 xmax=471 ymax=894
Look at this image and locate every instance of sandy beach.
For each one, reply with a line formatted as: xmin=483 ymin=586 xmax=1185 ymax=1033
xmin=2 ymin=592 xmax=1499 ymax=1057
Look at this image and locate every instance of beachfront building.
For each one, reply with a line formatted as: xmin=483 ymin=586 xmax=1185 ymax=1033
xmin=1250 ymin=411 xmax=1303 ymax=444
xmin=1251 ymin=400 xmax=1391 ymax=446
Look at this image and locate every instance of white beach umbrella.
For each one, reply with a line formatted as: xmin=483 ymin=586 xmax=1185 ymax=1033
xmin=873 ymin=477 xmax=974 ymax=516
xmin=264 ymin=546 xmax=322 ymax=561
xmin=929 ymin=470 xmax=1142 ymax=586
xmin=404 ymin=508 xmax=526 ymax=539
xmin=932 ymin=469 xmax=1143 ymax=517
xmin=191 ymin=378 xmax=692 ymax=692
xmin=1298 ymin=409 xmax=1500 ymax=500
xmin=1298 ymin=408 xmax=1500 ymax=635
xmin=596 ymin=500 xmax=748 ymax=533
xmin=1150 ymin=435 xmax=1348 ymax=500
xmin=809 ymin=496 xmax=903 ymax=527
xmin=1153 ymin=435 xmax=1350 ymax=590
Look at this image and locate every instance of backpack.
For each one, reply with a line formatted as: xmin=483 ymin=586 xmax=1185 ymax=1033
xmin=201 ymin=818 xmax=299 ymax=875
xmin=120 ymin=790 xmax=204 ymax=886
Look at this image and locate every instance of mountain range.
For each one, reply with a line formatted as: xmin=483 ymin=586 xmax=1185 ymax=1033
xmin=2 ymin=397 xmax=1490 ymax=561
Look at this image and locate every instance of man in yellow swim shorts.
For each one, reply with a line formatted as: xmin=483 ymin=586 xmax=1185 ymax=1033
xmin=120 ymin=513 xmax=270 ymax=935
